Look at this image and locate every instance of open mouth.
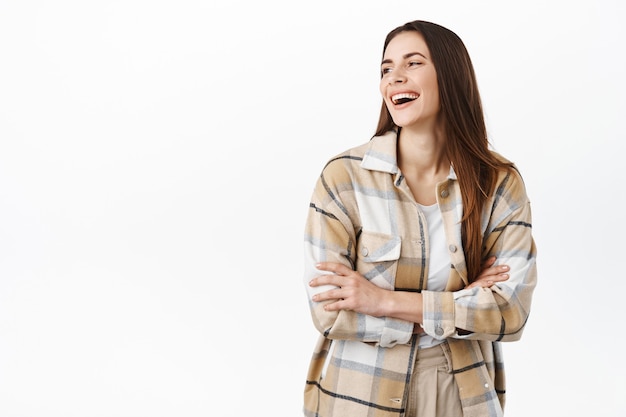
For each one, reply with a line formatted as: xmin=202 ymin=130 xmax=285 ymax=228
xmin=391 ymin=93 xmax=418 ymax=105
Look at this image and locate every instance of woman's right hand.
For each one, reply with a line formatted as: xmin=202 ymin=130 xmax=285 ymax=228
xmin=466 ymin=256 xmax=510 ymax=289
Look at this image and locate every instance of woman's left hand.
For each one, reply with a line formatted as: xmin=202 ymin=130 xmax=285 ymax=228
xmin=309 ymin=262 xmax=388 ymax=316
xmin=466 ymin=256 xmax=510 ymax=289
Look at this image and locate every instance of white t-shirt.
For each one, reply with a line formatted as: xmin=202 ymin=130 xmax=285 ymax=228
xmin=416 ymin=202 xmax=450 ymax=348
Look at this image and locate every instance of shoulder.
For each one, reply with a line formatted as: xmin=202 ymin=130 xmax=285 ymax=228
xmin=322 ymin=131 xmax=398 ymax=174
xmin=325 ymin=136 xmax=380 ymax=165
xmin=310 ymin=140 xmax=370 ymax=193
xmin=324 ymin=142 xmax=369 ymax=170
xmin=319 ymin=135 xmax=383 ymax=176
xmin=490 ymin=151 xmax=531 ymax=205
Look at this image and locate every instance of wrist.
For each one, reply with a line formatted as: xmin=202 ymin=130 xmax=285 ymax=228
xmin=378 ymin=289 xmax=396 ymax=317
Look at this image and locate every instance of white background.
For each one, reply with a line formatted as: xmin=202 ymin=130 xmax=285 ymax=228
xmin=1 ymin=1 xmax=625 ymax=416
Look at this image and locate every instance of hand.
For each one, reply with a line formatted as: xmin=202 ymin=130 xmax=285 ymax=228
xmin=466 ymin=256 xmax=510 ymax=289
xmin=309 ymin=262 xmax=388 ymax=316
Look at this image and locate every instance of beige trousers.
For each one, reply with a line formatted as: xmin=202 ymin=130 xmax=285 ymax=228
xmin=405 ymin=342 xmax=463 ymax=417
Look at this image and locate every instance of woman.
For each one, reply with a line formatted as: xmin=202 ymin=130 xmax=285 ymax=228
xmin=303 ymin=20 xmax=537 ymax=417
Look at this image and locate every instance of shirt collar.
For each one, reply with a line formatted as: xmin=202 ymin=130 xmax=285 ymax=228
xmin=360 ymin=130 xmax=399 ymax=174
xmin=361 ymin=130 xmax=457 ymax=180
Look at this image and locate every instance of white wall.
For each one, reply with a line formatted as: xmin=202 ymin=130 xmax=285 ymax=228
xmin=1 ymin=1 xmax=624 ymax=416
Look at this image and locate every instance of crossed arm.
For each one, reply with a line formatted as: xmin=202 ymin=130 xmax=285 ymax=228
xmin=309 ymin=256 xmax=510 ymax=330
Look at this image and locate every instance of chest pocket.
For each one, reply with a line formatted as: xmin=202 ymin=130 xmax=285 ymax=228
xmin=356 ymin=230 xmax=401 ymax=290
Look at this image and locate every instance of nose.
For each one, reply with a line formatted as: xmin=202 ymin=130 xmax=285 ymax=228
xmin=388 ymin=72 xmax=406 ymax=85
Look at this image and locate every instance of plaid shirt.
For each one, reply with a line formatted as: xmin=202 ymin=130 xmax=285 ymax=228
xmin=303 ymin=131 xmax=537 ymax=417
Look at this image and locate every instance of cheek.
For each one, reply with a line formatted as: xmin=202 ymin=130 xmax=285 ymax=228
xmin=379 ymin=81 xmax=386 ymax=97
xmin=426 ymin=74 xmax=439 ymax=97
xmin=380 ymin=82 xmax=393 ymax=106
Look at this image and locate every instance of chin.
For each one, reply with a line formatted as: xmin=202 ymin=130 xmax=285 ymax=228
xmin=391 ymin=113 xmax=438 ymax=131
xmin=391 ymin=117 xmax=418 ymax=128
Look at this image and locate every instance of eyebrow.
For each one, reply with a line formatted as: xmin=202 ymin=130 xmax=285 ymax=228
xmin=381 ymin=52 xmax=428 ymax=66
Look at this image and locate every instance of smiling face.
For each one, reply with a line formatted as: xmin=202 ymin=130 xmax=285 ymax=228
xmin=379 ymin=31 xmax=440 ymax=132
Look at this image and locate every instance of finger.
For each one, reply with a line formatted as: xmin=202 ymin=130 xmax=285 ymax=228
xmin=309 ymin=273 xmax=343 ymax=288
xmin=310 ymin=271 xmax=355 ymax=288
xmin=468 ymin=273 xmax=510 ymax=289
xmin=323 ymin=298 xmax=350 ymax=312
xmin=312 ymin=288 xmax=344 ymax=303
xmin=477 ymin=264 xmax=509 ymax=280
xmin=492 ymin=272 xmax=509 ymax=282
xmin=482 ymin=270 xmax=510 ymax=282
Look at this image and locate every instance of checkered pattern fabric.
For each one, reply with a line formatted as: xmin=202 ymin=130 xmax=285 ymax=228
xmin=303 ymin=131 xmax=537 ymax=417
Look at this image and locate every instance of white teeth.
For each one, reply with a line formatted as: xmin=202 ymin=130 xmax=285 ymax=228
xmin=392 ymin=93 xmax=418 ymax=104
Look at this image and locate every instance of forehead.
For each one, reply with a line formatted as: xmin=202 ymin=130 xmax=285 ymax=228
xmin=383 ymin=31 xmax=430 ymax=60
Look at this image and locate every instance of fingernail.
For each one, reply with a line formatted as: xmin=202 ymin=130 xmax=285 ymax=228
xmin=500 ymin=265 xmax=509 ymax=270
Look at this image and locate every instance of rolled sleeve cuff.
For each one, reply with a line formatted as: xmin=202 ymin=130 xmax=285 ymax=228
xmin=378 ymin=317 xmax=414 ymax=347
xmin=421 ymin=290 xmax=456 ymax=340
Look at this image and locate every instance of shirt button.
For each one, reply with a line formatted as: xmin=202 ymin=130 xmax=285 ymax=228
xmin=440 ymin=189 xmax=449 ymax=198
xmin=449 ymin=244 xmax=457 ymax=253
xmin=435 ymin=326 xmax=444 ymax=336
xmin=361 ymin=247 xmax=369 ymax=256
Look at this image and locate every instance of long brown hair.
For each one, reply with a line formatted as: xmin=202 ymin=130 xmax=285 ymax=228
xmin=375 ymin=20 xmax=513 ymax=283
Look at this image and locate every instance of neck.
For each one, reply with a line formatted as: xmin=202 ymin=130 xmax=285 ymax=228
xmin=396 ymin=127 xmax=449 ymax=180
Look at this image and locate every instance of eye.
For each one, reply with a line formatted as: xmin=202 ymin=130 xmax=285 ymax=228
xmin=381 ymin=67 xmax=393 ymax=75
xmin=408 ymin=61 xmax=422 ymax=68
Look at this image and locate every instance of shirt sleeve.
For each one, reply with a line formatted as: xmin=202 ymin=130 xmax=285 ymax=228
xmin=421 ymin=169 xmax=538 ymax=342
xmin=303 ymin=158 xmax=414 ymax=348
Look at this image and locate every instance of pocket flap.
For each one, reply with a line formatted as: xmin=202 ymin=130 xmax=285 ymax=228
xmin=357 ymin=231 xmax=401 ymax=262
